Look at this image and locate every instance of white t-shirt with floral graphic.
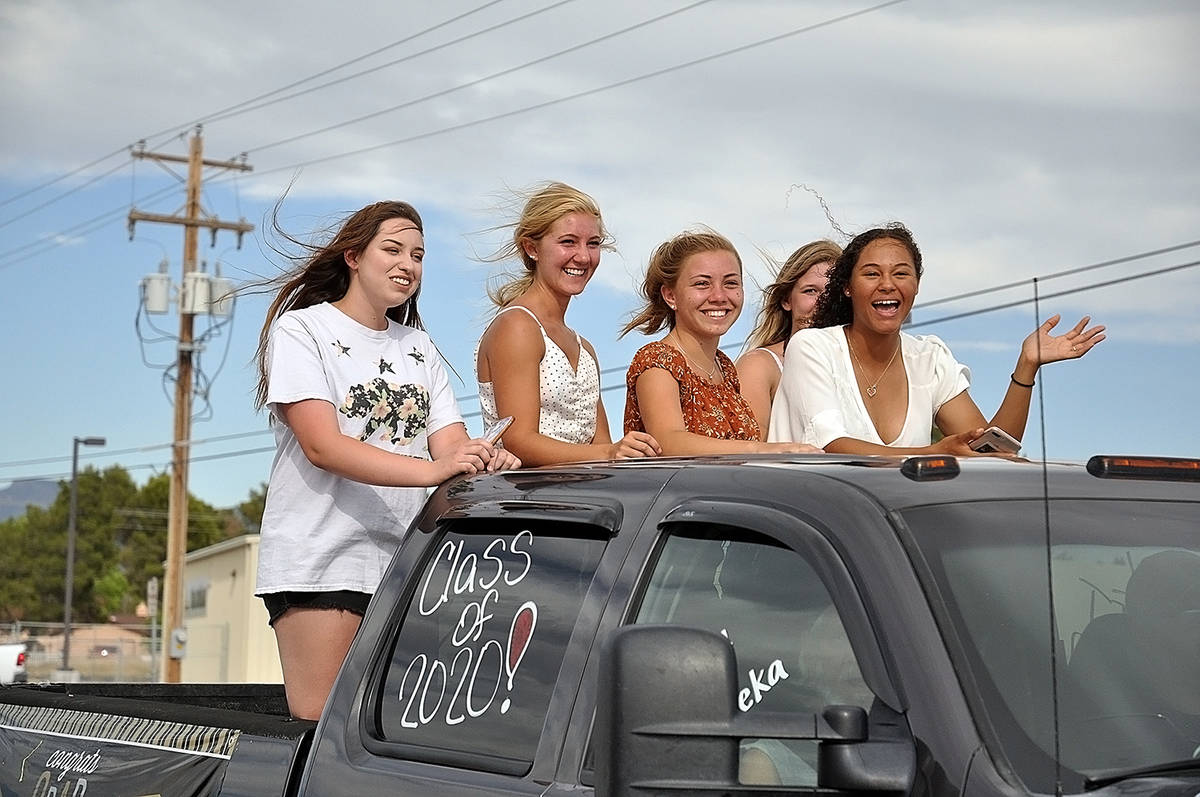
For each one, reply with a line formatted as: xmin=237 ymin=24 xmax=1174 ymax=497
xmin=256 ymin=301 xmax=464 ymax=596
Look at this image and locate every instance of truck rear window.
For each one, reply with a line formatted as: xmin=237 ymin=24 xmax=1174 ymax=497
xmin=374 ymin=519 xmax=606 ymax=773
xmin=902 ymin=499 xmax=1200 ymax=793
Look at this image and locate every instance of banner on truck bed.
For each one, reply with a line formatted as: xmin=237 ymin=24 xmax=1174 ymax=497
xmin=0 ymin=702 xmax=238 ymax=796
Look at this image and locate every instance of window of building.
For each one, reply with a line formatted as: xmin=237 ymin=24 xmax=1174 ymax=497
xmin=184 ymin=581 xmax=208 ymax=618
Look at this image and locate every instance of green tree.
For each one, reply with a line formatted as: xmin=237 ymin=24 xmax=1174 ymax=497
xmin=0 ymin=514 xmax=38 ymax=623
xmin=212 ymin=482 xmax=267 ymax=538
xmin=237 ymin=482 xmax=267 ymax=534
xmin=0 ymin=465 xmax=234 ymax=623
xmin=116 ymin=473 xmax=228 ymax=605
xmin=93 ymin=565 xmax=132 ymax=617
xmin=0 ymin=466 xmax=137 ymax=623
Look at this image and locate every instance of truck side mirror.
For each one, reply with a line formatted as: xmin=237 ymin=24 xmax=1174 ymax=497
xmin=595 ymin=624 xmax=916 ymax=796
xmin=594 ymin=624 xmax=740 ymax=795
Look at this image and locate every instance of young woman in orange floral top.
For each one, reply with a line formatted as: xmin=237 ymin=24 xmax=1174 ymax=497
xmin=620 ymin=229 xmax=822 ymax=456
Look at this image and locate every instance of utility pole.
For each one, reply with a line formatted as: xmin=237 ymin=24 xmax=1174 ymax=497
xmin=128 ymin=126 xmax=252 ymax=683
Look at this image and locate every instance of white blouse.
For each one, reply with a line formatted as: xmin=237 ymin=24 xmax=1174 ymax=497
xmin=768 ymin=326 xmax=970 ymax=448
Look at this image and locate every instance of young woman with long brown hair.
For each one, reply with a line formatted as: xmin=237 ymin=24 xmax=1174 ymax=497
xmin=253 ymin=200 xmax=519 ymax=719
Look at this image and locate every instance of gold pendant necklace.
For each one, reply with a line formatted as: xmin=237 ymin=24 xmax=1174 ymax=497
xmin=668 ymin=334 xmax=721 ymax=381
xmin=847 ymin=336 xmax=900 ymax=398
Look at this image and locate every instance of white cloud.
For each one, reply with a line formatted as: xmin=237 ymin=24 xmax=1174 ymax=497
xmin=1 ymin=0 xmax=1197 ymax=510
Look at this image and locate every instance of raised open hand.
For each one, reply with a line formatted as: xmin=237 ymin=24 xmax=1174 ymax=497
xmin=1021 ymin=314 xmax=1106 ymax=366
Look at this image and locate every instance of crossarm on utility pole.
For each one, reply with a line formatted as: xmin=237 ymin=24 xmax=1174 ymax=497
xmin=128 ymin=211 xmax=254 ymax=234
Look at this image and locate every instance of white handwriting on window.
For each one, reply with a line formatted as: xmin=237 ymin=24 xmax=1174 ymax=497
xmin=400 ymin=531 xmax=538 ymax=727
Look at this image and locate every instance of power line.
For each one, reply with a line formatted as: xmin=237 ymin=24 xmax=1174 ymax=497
xmin=0 ymin=146 xmax=130 ymax=210
xmin=698 ymin=238 xmax=1200 ymax=357
xmin=0 ymin=183 xmax=180 ymax=269
xmin=0 ymin=1 xmax=510 ymax=215
xmin=207 ymin=0 xmax=581 ymax=130
xmin=0 ymin=159 xmax=131 ymax=229
xmin=190 ymin=446 xmax=275 ymax=464
xmin=139 ymin=0 xmax=514 ymax=147
xmin=8 ymin=254 xmax=1197 ymax=486
xmin=0 ymin=1 xmax=589 ymax=270
xmin=245 ymin=0 xmax=713 ymax=156
xmin=0 ymin=1 xmax=901 ymax=271
xmin=235 ymin=0 xmax=908 ymax=178
xmin=0 ymin=210 xmax=135 ymax=271
xmin=0 ymin=429 xmax=272 ymax=470
xmin=0 ymin=1 xmax=709 ymax=263
xmin=2 ymin=461 xmax=165 ymax=485
xmin=2 ymin=446 xmax=276 ymax=488
xmin=624 ymin=249 xmax=1200 ymax=375
xmin=909 ymin=258 xmax=1200 ymax=329
xmin=1 ymin=224 xmax=1195 ymax=449
xmin=0 ymin=152 xmax=269 ymax=270
xmin=3 ymin=251 xmax=1196 ymax=481
xmin=916 ymin=238 xmax=1200 ymax=309
xmin=604 ymin=259 xmax=1200 ymax=394
xmin=115 ymin=507 xmax=228 ymax=520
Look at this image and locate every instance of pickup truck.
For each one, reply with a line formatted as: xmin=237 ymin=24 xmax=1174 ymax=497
xmin=1 ymin=453 xmax=1198 ymax=796
xmin=0 ymin=643 xmax=26 ymax=685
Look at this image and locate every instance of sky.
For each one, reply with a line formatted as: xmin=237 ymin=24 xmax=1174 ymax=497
xmin=1 ymin=0 xmax=1197 ymax=510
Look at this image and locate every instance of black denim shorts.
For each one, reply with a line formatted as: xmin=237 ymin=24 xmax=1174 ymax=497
xmin=261 ymin=590 xmax=371 ymax=626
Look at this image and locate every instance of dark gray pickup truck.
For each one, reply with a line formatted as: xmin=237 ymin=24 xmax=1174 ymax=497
xmin=2 ymin=454 xmax=1198 ymax=796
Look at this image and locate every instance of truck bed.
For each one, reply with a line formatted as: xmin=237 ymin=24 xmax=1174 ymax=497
xmin=0 ymin=682 xmax=313 ymax=796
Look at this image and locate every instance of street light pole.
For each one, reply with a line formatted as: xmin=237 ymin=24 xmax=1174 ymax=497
xmin=62 ymin=435 xmax=106 ymax=673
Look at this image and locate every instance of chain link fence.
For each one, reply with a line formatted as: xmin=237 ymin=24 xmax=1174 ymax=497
xmin=2 ymin=621 xmax=160 ymax=682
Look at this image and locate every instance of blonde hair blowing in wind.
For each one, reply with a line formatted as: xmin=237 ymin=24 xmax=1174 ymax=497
xmin=745 ymin=239 xmax=842 ymax=351
xmin=620 ymin=229 xmax=742 ymax=338
xmin=485 ymin=181 xmax=614 ymax=308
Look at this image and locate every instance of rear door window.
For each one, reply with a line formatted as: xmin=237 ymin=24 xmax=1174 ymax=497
xmin=373 ymin=519 xmax=606 ymax=774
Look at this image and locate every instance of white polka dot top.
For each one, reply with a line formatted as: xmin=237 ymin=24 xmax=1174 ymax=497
xmin=476 ymin=305 xmax=600 ymax=445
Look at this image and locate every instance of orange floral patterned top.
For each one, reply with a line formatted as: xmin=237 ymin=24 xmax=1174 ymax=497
xmin=623 ymin=341 xmax=761 ymax=441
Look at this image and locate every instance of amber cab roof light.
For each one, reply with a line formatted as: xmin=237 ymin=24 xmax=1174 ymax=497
xmin=1086 ymin=455 xmax=1200 ymax=481
xmin=901 ymin=455 xmax=960 ymax=482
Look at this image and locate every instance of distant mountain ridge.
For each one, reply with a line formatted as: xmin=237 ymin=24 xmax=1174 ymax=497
xmin=0 ymin=479 xmax=59 ymax=521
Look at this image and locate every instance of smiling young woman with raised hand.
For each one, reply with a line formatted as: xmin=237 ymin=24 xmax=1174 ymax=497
xmin=475 ymin=182 xmax=661 ymax=466
xmin=621 ymin=229 xmax=821 ymax=456
xmin=768 ymin=223 xmax=1106 ymax=455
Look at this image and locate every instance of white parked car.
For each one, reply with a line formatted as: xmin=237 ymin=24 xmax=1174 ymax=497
xmin=0 ymin=642 xmax=28 ymax=684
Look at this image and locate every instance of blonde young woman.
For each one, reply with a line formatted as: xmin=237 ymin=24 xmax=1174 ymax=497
xmin=769 ymin=224 xmax=1105 ymax=454
xmin=621 ymin=229 xmax=821 ymax=455
xmin=736 ymin=240 xmax=841 ymax=437
xmin=475 ymin=182 xmax=661 ymax=466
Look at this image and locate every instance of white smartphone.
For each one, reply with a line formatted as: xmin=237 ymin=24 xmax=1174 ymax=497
xmin=483 ymin=415 xmax=513 ymax=445
xmin=968 ymin=426 xmax=1021 ymax=454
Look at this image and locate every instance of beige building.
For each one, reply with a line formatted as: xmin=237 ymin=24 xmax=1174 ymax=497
xmin=179 ymin=534 xmax=282 ymax=683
